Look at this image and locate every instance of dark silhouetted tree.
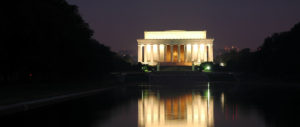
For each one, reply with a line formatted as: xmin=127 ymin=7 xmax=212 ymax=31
xmin=217 ymin=22 xmax=300 ymax=79
xmin=0 ymin=0 xmax=130 ymax=83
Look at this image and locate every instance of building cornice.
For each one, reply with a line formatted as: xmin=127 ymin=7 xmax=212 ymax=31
xmin=137 ymin=39 xmax=214 ymax=45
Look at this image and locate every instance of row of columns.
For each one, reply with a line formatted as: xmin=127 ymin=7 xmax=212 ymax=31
xmin=138 ymin=44 xmax=213 ymax=65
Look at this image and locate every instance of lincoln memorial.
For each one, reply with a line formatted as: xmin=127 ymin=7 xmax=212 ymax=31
xmin=137 ymin=30 xmax=214 ymax=66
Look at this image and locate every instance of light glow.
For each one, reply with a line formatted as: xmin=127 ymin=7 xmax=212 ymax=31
xmin=138 ymin=91 xmax=214 ymax=127
xmin=187 ymin=44 xmax=192 ymax=51
xmin=193 ymin=44 xmax=198 ymax=61
xmin=146 ymin=45 xmax=151 ymax=53
xmin=221 ymin=92 xmax=225 ymax=112
xmin=153 ymin=44 xmax=158 ymax=61
xmin=206 ymin=66 xmax=211 ymax=70
xmin=146 ymin=44 xmax=151 ymax=61
xmin=159 ymin=44 xmax=164 ymax=61
xmin=137 ymin=30 xmax=214 ymax=65
xmin=220 ymin=62 xmax=225 ymax=67
xmin=187 ymin=44 xmax=192 ymax=62
xmin=153 ymin=44 xmax=158 ymax=52
xmin=145 ymin=30 xmax=206 ymax=39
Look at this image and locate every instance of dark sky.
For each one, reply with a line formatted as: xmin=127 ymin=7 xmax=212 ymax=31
xmin=67 ymin=0 xmax=300 ymax=53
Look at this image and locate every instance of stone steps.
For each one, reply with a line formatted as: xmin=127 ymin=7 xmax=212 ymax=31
xmin=159 ymin=66 xmax=192 ymax=71
xmin=149 ymin=71 xmax=209 ymax=84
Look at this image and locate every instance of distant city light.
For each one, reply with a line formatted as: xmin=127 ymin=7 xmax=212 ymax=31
xmin=220 ymin=62 xmax=225 ymax=67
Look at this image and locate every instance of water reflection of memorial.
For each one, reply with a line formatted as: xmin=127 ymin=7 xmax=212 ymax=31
xmin=138 ymin=88 xmax=214 ymax=127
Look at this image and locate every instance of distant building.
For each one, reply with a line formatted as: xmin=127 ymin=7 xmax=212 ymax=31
xmin=117 ymin=50 xmax=132 ymax=57
xmin=216 ymin=46 xmax=240 ymax=56
xmin=117 ymin=49 xmax=137 ymax=64
xmin=137 ymin=30 xmax=214 ymax=66
xmin=224 ymin=46 xmax=239 ymax=52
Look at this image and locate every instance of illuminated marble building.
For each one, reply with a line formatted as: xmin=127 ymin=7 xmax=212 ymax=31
xmin=138 ymin=91 xmax=214 ymax=127
xmin=137 ymin=30 xmax=214 ymax=66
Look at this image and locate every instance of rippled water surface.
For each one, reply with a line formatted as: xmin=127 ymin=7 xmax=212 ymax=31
xmin=1 ymin=82 xmax=300 ymax=127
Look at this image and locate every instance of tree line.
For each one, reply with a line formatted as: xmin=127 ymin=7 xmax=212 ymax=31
xmin=0 ymin=0 xmax=133 ymax=83
xmin=216 ymin=22 xmax=300 ymax=79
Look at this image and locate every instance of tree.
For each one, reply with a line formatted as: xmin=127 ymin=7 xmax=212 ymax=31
xmin=216 ymin=22 xmax=300 ymax=79
xmin=0 ymin=0 xmax=129 ymax=83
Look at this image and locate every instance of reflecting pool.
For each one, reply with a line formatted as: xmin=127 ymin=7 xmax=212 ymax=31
xmin=1 ymin=82 xmax=300 ymax=127
xmin=138 ymin=84 xmax=214 ymax=127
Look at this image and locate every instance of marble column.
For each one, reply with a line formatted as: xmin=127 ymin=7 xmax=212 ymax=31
xmin=184 ymin=45 xmax=186 ymax=62
xmin=193 ymin=44 xmax=198 ymax=63
xmin=204 ymin=44 xmax=208 ymax=62
xmin=144 ymin=45 xmax=148 ymax=64
xmin=186 ymin=44 xmax=191 ymax=62
xmin=138 ymin=45 xmax=142 ymax=62
xmin=170 ymin=45 xmax=173 ymax=62
xmin=157 ymin=44 xmax=160 ymax=62
xmin=164 ymin=44 xmax=167 ymax=62
xmin=151 ymin=44 xmax=154 ymax=63
xmin=209 ymin=44 xmax=214 ymax=62
xmin=191 ymin=44 xmax=193 ymax=62
xmin=159 ymin=44 xmax=164 ymax=62
xmin=197 ymin=44 xmax=201 ymax=63
xmin=153 ymin=44 xmax=158 ymax=62
xmin=178 ymin=44 xmax=180 ymax=62
xmin=199 ymin=44 xmax=204 ymax=63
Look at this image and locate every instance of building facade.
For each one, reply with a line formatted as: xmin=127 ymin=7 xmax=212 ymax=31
xmin=137 ymin=30 xmax=214 ymax=66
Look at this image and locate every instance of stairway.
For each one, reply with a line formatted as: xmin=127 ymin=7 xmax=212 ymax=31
xmin=160 ymin=66 xmax=192 ymax=71
xmin=149 ymin=71 xmax=209 ymax=84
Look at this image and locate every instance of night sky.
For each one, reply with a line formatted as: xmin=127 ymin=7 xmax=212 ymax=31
xmin=67 ymin=0 xmax=300 ymax=53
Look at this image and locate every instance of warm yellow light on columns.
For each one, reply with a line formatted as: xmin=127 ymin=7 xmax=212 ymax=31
xmin=204 ymin=44 xmax=208 ymax=62
xmin=208 ymin=44 xmax=213 ymax=62
xmin=153 ymin=44 xmax=158 ymax=62
xmin=197 ymin=44 xmax=201 ymax=63
xmin=138 ymin=45 xmax=142 ymax=62
xmin=146 ymin=44 xmax=151 ymax=62
xmin=184 ymin=45 xmax=187 ymax=62
xmin=150 ymin=45 xmax=154 ymax=63
xmin=170 ymin=45 xmax=174 ymax=62
xmin=164 ymin=45 xmax=167 ymax=62
xmin=137 ymin=30 xmax=214 ymax=66
xmin=178 ymin=44 xmax=181 ymax=62
xmin=144 ymin=45 xmax=147 ymax=63
xmin=144 ymin=31 xmax=207 ymax=39
xmin=200 ymin=44 xmax=205 ymax=63
xmin=186 ymin=44 xmax=192 ymax=62
xmin=193 ymin=44 xmax=198 ymax=62
xmin=159 ymin=44 xmax=164 ymax=62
